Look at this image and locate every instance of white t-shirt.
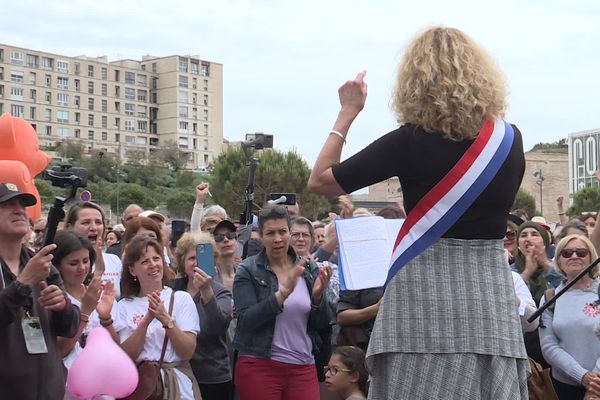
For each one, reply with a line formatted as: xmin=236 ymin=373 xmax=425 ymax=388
xmin=93 ymin=253 xmax=122 ymax=300
xmin=114 ymin=287 xmax=200 ymax=400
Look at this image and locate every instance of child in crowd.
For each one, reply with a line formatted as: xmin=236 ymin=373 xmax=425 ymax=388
xmin=324 ymin=346 xmax=368 ymax=400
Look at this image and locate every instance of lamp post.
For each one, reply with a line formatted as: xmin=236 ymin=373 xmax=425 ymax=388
xmin=98 ymin=151 xmax=104 ymax=204
xmin=534 ymin=169 xmax=545 ymax=215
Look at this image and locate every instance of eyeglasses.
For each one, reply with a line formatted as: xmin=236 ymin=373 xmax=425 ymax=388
xmin=291 ymin=232 xmax=311 ymax=239
xmin=560 ymin=248 xmax=590 ymax=258
xmin=505 ymin=231 xmax=516 ymax=240
xmin=323 ymin=366 xmax=352 ymax=376
xmin=213 ymin=231 xmax=237 ymax=242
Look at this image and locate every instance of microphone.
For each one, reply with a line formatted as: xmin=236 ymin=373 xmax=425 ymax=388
xmin=267 ymin=195 xmax=287 ymax=205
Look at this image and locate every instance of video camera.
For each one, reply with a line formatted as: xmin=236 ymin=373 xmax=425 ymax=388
xmin=43 ymin=164 xmax=88 ymax=188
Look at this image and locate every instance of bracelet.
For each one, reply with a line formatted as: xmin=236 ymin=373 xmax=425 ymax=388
xmin=99 ymin=318 xmax=113 ymax=327
xmin=80 ymin=313 xmax=90 ymax=323
xmin=329 ymin=130 xmax=346 ymax=144
xmin=558 ymin=212 xmax=566 ymax=215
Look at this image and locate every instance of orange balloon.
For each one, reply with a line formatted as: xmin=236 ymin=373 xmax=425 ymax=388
xmin=0 ymin=113 xmax=51 ymax=220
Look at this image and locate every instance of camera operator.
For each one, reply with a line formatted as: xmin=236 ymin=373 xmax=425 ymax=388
xmin=0 ymin=183 xmax=79 ymax=400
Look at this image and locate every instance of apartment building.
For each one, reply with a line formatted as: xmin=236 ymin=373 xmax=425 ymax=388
xmin=0 ymin=44 xmax=223 ymax=169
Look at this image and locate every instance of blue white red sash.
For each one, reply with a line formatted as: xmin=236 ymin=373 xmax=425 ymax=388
xmin=385 ymin=119 xmax=514 ymax=287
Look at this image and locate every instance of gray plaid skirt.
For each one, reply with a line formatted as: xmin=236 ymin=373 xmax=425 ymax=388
xmin=366 ymin=238 xmax=529 ymax=400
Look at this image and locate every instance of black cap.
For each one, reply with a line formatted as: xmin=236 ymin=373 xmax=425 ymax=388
xmin=0 ymin=183 xmax=36 ymax=207
xmin=213 ymin=219 xmax=236 ymax=233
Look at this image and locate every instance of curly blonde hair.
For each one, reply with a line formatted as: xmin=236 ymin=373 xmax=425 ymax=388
xmin=392 ymin=26 xmax=508 ymax=140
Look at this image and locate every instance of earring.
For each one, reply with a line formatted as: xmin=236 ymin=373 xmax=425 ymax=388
xmin=133 ymin=276 xmax=137 ymax=281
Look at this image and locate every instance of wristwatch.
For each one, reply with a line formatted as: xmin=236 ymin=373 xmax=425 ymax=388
xmin=163 ymin=318 xmax=175 ymax=329
xmin=14 ymin=280 xmax=32 ymax=297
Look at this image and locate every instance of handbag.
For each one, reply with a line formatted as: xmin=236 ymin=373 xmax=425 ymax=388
xmin=121 ymin=290 xmax=176 ymax=400
xmin=527 ymin=357 xmax=558 ymax=400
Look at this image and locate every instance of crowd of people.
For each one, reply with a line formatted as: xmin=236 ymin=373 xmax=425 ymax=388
xmin=4 ymin=25 xmax=600 ymax=400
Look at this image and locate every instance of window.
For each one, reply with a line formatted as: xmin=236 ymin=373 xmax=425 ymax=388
xmin=45 ymin=74 xmax=51 ymax=87
xmin=204 ymin=154 xmax=209 ymax=165
xmin=192 ymin=123 xmax=197 ymax=134
xmin=204 ymin=94 xmax=208 ymax=106
xmin=0 ymin=103 xmax=3 ymax=114
xmin=125 ymin=103 xmax=135 ymax=115
xmin=201 ymin=62 xmax=210 ymax=76
xmin=114 ymin=117 xmax=120 ymax=128
xmin=192 ymin=93 xmax=197 ymax=104
xmin=29 ymin=106 xmax=36 ymax=119
xmin=115 ymin=132 xmax=120 ymax=142
xmin=178 ymin=137 xmax=189 ymax=148
xmin=192 ymin=77 xmax=197 ymax=89
xmin=74 ymin=63 xmax=80 ymax=75
xmin=151 ymin=92 xmax=157 ymax=103
xmin=101 ymin=83 xmax=107 ymax=96
xmin=45 ymin=91 xmax=51 ymax=104
xmin=11 ymin=104 xmax=24 ymax=117
xmin=88 ymin=97 xmax=94 ymax=111
xmin=44 ymin=108 xmax=51 ymax=121
xmin=179 ymin=75 xmax=189 ymax=88
xmin=75 ymin=79 xmax=80 ymax=91
xmin=56 ymin=60 xmax=69 ymax=73
xmin=203 ymin=109 xmax=208 ymax=121
xmin=87 ymin=65 xmax=94 ymax=77
xmin=190 ymin=62 xmax=199 ymax=74
xmin=115 ymin=85 xmax=120 ymax=97
xmin=137 ymin=74 xmax=146 ymax=86
xmin=57 ymin=127 xmax=69 ymax=137
xmin=10 ymin=51 xmax=23 ymax=65
xmin=101 ymin=131 xmax=108 ymax=141
xmin=179 ymin=121 xmax=188 ymax=133
xmin=137 ymin=121 xmax=147 ymax=132
xmin=26 ymin=54 xmax=38 ymax=68
xmin=114 ymin=70 xmax=120 ymax=82
xmin=204 ymin=124 xmax=208 ymax=135
xmin=57 ymin=77 xmax=68 ymax=90
xmin=179 ymin=59 xmax=188 ymax=73
xmin=57 ymin=110 xmax=68 ymax=123
xmin=114 ymin=101 xmax=120 ymax=112
xmin=136 ymin=136 xmax=147 ymax=145
xmin=74 ymin=128 xmax=80 ymax=138
xmin=75 ymin=112 xmax=80 ymax=123
xmin=125 ymin=135 xmax=135 ymax=144
xmin=179 ymin=90 xmax=188 ymax=103
xmin=10 ymin=87 xmax=24 ymax=100
xmin=45 ymin=125 xmax=51 ymax=135
xmin=137 ymin=105 xmax=147 ymax=117
xmin=125 ymin=71 xmax=135 ymax=84
xmin=125 ymin=119 xmax=134 ymax=131
xmin=0 ymin=85 xmax=3 ymax=98
xmin=87 ymin=81 xmax=94 ymax=94
xmin=74 ymin=96 xmax=80 ymax=108
xmin=88 ymin=114 xmax=94 ymax=126
xmin=203 ymin=139 xmax=209 ymax=150
xmin=203 ymin=79 xmax=208 ymax=91
xmin=30 ymin=89 xmax=36 ymax=101
xmin=101 ymin=67 xmax=107 ymax=80
xmin=88 ymin=130 xmax=94 ymax=140
xmin=41 ymin=57 xmax=53 ymax=70
xmin=137 ymin=89 xmax=146 ymax=102
xmin=29 ymin=72 xmax=36 ymax=85
xmin=11 ymin=71 xmax=24 ymax=83
xmin=101 ymin=99 xmax=107 ymax=112
xmin=125 ymin=87 xmax=135 ymax=100
xmin=151 ymin=77 xmax=158 ymax=89
xmin=151 ymin=63 xmax=157 ymax=73
xmin=193 ymin=138 xmax=197 ymax=149
xmin=179 ymin=106 xmax=188 ymax=118
xmin=57 ymin=93 xmax=69 ymax=106
xmin=0 ymin=67 xmax=3 ymax=80
xmin=101 ymin=115 xmax=107 ymax=128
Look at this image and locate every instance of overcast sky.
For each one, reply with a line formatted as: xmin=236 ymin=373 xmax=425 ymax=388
xmin=3 ymin=0 xmax=599 ymax=166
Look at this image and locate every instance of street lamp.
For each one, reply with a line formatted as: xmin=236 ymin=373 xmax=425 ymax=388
xmin=534 ymin=169 xmax=545 ymax=215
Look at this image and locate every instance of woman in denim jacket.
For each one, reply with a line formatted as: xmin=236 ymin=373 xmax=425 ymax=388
xmin=233 ymin=206 xmax=332 ymax=400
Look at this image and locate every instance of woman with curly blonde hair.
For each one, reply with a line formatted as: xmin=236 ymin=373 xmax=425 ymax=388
xmin=309 ymin=26 xmax=528 ymax=399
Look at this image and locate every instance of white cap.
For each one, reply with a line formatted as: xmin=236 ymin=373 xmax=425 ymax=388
xmin=139 ymin=210 xmax=166 ymax=222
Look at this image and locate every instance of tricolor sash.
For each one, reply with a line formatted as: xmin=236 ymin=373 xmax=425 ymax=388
xmin=385 ymin=119 xmax=514 ymax=287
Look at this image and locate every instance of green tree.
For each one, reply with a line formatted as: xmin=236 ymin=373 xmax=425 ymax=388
xmin=108 ymin=183 xmax=158 ymax=211
xmin=210 ymin=148 xmax=332 ymax=220
xmin=512 ymin=189 xmax=537 ymax=218
xmin=80 ymin=150 xmax=117 ymax=183
xmin=155 ymin=139 xmax=190 ymax=172
xmin=166 ymin=190 xmax=196 ymax=219
xmin=567 ymin=187 xmax=600 ymax=216
xmin=56 ymin=140 xmax=85 ymax=163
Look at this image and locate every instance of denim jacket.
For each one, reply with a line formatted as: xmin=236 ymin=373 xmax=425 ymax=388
xmin=232 ymin=247 xmax=331 ymax=359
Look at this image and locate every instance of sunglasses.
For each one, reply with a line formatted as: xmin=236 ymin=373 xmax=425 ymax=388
xmin=323 ymin=366 xmax=352 ymax=376
xmin=505 ymin=231 xmax=516 ymax=240
xmin=213 ymin=231 xmax=237 ymax=242
xmin=560 ymin=248 xmax=590 ymax=258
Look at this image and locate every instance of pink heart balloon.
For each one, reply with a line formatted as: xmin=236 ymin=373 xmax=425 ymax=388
xmin=66 ymin=327 xmax=138 ymax=398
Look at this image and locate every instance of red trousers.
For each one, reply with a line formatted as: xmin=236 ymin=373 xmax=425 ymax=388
xmin=235 ymin=356 xmax=319 ymax=400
